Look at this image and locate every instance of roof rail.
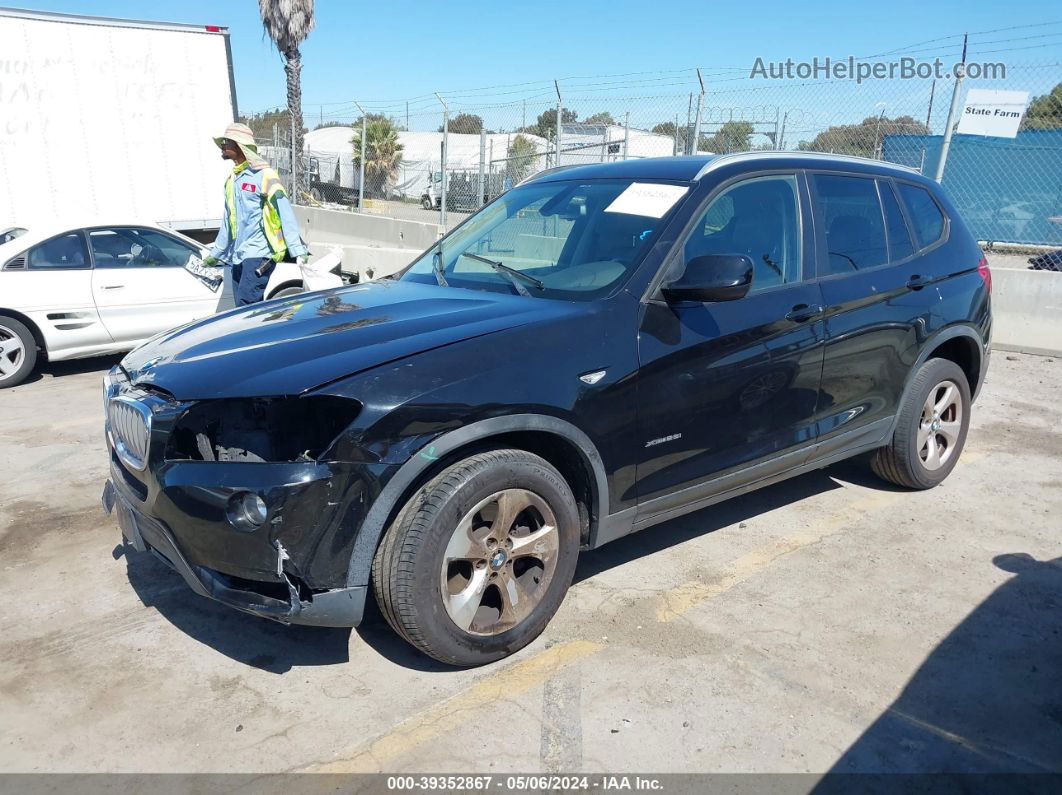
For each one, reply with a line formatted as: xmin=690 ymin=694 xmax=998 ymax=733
xmin=694 ymin=150 xmax=921 ymax=181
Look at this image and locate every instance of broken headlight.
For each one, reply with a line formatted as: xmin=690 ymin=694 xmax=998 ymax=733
xmin=165 ymin=395 xmax=361 ymax=463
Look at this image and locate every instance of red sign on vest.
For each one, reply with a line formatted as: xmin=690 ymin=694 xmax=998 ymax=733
xmin=240 ymin=182 xmax=257 ymax=193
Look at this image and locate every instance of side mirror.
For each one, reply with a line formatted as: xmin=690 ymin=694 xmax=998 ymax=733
xmin=662 ymin=254 xmax=754 ymax=303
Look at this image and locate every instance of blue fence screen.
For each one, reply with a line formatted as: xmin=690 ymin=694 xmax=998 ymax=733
xmin=882 ymin=130 xmax=1062 ymax=247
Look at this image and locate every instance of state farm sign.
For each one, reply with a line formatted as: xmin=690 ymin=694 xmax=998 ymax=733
xmin=956 ymin=89 xmax=1030 ymax=138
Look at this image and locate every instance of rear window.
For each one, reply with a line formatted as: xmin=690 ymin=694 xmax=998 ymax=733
xmin=813 ymin=174 xmax=888 ymax=275
xmin=28 ymin=232 xmax=90 ymax=270
xmin=897 ymin=183 xmax=946 ymax=249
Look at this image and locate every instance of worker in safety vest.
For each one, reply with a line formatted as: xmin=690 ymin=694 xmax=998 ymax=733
xmin=203 ymin=123 xmax=308 ymax=305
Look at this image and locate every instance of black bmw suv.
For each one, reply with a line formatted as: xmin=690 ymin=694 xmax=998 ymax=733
xmin=103 ymin=152 xmax=991 ymax=666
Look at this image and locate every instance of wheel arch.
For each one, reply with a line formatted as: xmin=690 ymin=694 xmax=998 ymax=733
xmin=266 ymin=280 xmax=303 ymax=300
xmin=0 ymin=308 xmax=47 ymax=354
xmin=887 ymin=324 xmax=985 ymax=438
xmin=344 ymin=414 xmax=609 ymax=588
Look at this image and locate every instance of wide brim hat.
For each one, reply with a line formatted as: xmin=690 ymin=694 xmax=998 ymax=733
xmin=213 ymin=122 xmax=268 ymax=168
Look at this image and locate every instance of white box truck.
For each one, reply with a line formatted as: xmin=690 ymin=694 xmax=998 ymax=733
xmin=0 ymin=6 xmax=238 ymax=234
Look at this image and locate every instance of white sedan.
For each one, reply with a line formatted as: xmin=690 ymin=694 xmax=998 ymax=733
xmin=0 ymin=220 xmax=305 ymax=388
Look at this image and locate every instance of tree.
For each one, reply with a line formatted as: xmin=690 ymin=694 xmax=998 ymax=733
xmin=238 ymin=107 xmax=306 ymax=142
xmin=439 ymin=113 xmax=484 ymax=134
xmin=352 ymin=115 xmax=404 ymax=197
xmin=798 ymin=115 xmax=929 ymax=157
xmin=584 ymin=111 xmax=615 ymax=126
xmin=701 ymin=121 xmax=754 ymax=154
xmin=506 ymin=134 xmax=538 ymax=183
xmin=314 ymin=120 xmax=349 ymax=130
xmin=523 ymin=108 xmax=578 ymax=139
xmin=1021 ymin=82 xmax=1062 ymax=130
xmin=258 ymin=0 xmax=315 ymax=192
xmin=652 ymin=120 xmax=693 ymax=153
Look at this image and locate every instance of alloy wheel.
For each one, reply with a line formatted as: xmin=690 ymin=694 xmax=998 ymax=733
xmin=0 ymin=324 xmax=25 ymax=382
xmin=918 ymin=379 xmax=963 ymax=470
xmin=440 ymin=488 xmax=560 ymax=636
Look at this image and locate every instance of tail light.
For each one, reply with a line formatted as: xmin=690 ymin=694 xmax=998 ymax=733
xmin=977 ymin=256 xmax=992 ymax=294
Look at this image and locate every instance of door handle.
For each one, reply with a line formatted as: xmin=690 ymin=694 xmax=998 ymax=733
xmin=906 ymin=274 xmax=930 ymax=289
xmin=785 ymin=303 xmax=824 ymax=323
xmin=100 ymin=285 xmax=125 ymax=290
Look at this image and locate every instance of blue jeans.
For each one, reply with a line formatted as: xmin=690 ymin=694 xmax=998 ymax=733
xmin=231 ymin=257 xmax=273 ymax=306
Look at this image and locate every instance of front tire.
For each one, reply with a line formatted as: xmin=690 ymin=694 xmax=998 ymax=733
xmin=271 ymin=285 xmax=304 ymax=299
xmin=871 ymin=358 xmax=971 ymax=489
xmin=372 ymin=449 xmax=580 ymax=666
xmin=0 ymin=315 xmax=37 ymax=389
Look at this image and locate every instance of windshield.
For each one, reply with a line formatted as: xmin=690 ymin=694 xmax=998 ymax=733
xmin=400 ymin=178 xmax=689 ymax=300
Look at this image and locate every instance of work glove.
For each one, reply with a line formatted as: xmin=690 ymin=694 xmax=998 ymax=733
xmin=203 ymin=255 xmax=219 ymax=266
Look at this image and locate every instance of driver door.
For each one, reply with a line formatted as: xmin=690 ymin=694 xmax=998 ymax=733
xmin=88 ymin=226 xmax=222 ymax=345
xmin=634 ymin=171 xmax=826 ymax=513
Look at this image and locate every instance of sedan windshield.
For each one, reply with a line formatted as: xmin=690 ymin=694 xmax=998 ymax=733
xmin=400 ymin=178 xmax=689 ymax=300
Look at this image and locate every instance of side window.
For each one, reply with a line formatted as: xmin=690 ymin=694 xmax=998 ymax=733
xmin=683 ymin=174 xmax=802 ymax=291
xmin=813 ymin=174 xmax=889 ymax=275
xmin=89 ymin=228 xmax=197 ymax=268
xmin=896 ymin=183 xmax=946 ymax=249
xmin=879 ymin=180 xmax=915 ymax=262
xmin=27 ymin=232 xmax=90 ymax=270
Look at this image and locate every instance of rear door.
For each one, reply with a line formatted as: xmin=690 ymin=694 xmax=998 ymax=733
xmin=89 ymin=226 xmax=222 ymax=345
xmin=810 ymin=172 xmax=942 ymax=451
xmin=634 ymin=171 xmax=826 ymax=510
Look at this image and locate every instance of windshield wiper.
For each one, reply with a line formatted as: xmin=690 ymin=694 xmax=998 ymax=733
xmin=432 ymin=247 xmax=449 ymax=287
xmin=460 ymin=252 xmax=543 ymax=295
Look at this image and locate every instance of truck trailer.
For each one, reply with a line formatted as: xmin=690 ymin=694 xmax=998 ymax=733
xmin=0 ymin=6 xmax=238 ymax=234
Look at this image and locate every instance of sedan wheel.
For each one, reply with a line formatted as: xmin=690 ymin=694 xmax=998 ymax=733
xmin=441 ymin=489 xmax=560 ymax=636
xmin=0 ymin=316 xmax=37 ymax=388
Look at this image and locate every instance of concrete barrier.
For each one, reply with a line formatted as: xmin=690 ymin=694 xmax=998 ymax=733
xmin=990 ymin=268 xmax=1062 ymax=356
xmin=293 ymin=205 xmax=440 ymax=279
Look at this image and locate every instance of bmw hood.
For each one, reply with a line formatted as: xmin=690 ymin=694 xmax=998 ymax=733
xmin=121 ymin=280 xmax=574 ymax=399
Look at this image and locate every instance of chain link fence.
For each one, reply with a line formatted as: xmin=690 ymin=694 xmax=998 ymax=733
xmin=252 ymin=50 xmax=1061 ymax=246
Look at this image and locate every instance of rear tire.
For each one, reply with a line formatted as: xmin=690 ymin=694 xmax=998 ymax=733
xmin=871 ymin=358 xmax=971 ymax=489
xmin=372 ymin=449 xmax=580 ymax=666
xmin=0 ymin=315 xmax=37 ymax=389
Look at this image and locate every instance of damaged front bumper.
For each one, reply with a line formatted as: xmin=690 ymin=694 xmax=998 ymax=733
xmin=103 ymin=479 xmax=366 ymax=627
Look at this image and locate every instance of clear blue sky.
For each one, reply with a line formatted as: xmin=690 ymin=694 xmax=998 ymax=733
xmin=14 ymin=0 xmax=1062 ymax=133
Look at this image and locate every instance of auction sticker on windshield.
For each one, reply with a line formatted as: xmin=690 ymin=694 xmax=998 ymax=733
xmin=604 ymin=182 xmax=688 ymax=218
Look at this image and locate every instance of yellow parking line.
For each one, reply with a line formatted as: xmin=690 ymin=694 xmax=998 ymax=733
xmin=657 ymin=490 xmax=897 ymax=622
xmin=656 ymin=448 xmax=988 ymax=623
xmin=306 ymin=639 xmax=602 ymax=773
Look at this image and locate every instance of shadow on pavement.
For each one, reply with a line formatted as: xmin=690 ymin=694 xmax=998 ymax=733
xmin=122 ymin=547 xmax=352 ymax=674
xmin=16 ymin=353 xmax=124 ymax=386
xmin=575 ymin=461 xmax=861 ymax=584
xmin=820 ymin=552 xmax=1062 ymax=776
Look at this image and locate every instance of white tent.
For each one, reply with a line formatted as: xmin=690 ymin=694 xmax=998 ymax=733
xmin=302 ymin=127 xmax=550 ymax=199
xmin=558 ymin=124 xmax=675 ymax=165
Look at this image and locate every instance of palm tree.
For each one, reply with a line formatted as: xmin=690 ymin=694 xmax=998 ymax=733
xmin=352 ymin=116 xmax=405 ymax=198
xmin=258 ymin=0 xmax=315 ymax=193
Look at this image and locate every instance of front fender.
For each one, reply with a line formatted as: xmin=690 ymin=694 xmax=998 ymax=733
xmin=341 ymin=414 xmax=610 ymax=588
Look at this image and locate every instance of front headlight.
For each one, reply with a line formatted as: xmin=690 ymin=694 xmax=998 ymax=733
xmin=164 ymin=395 xmax=362 ymax=463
